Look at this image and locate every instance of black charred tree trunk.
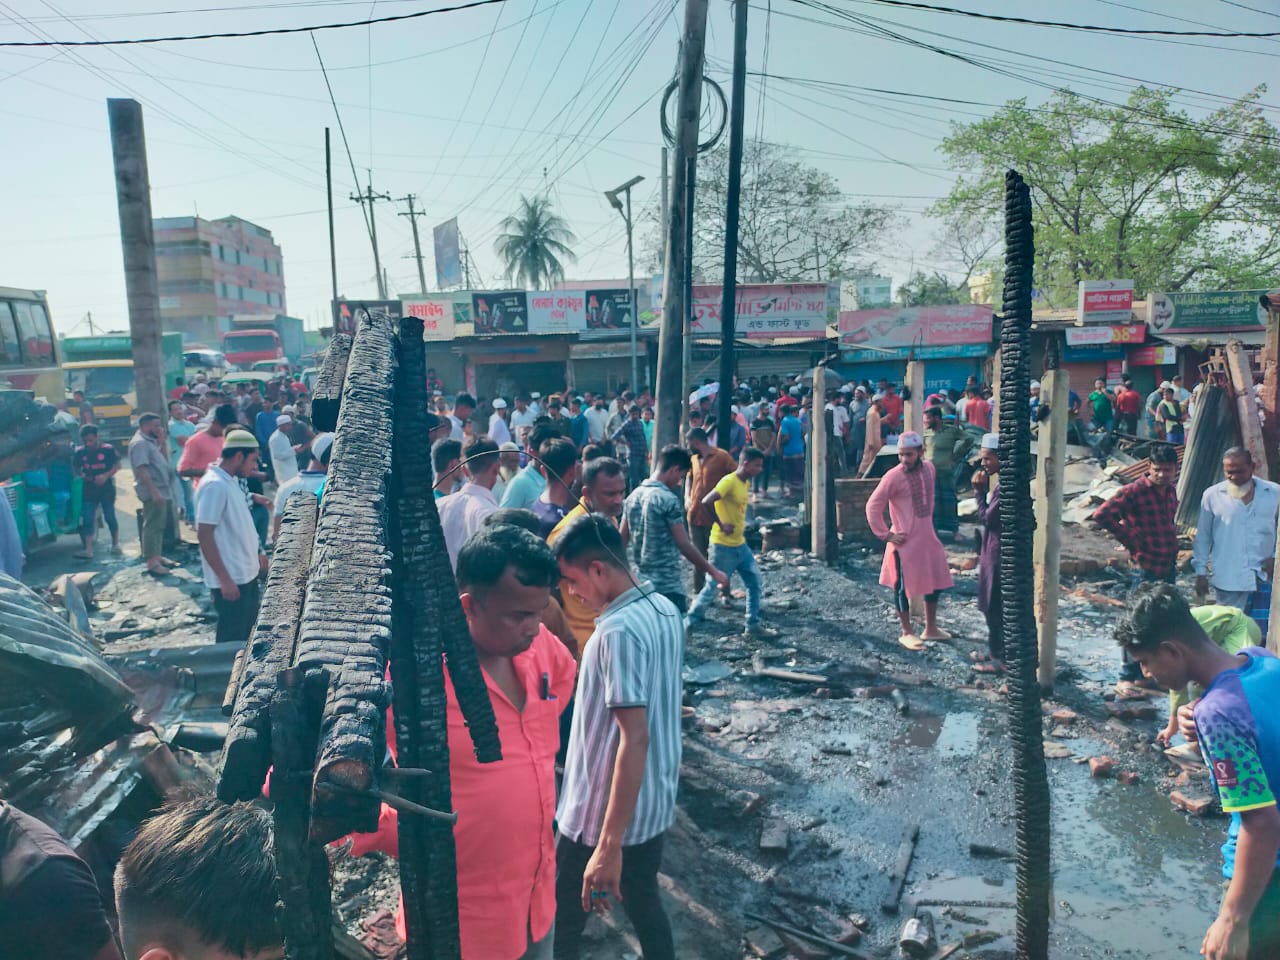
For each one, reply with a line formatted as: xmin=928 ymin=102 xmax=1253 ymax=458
xmin=999 ymin=169 xmax=1051 ymax=960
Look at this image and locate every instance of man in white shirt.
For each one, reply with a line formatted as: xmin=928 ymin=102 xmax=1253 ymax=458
xmin=1193 ymin=447 xmax=1280 ymax=611
xmin=510 ymin=395 xmax=537 ymax=438
xmin=528 ymin=391 xmax=543 ymax=418
xmin=585 ymin=397 xmax=610 ymax=443
xmin=195 ymin=430 xmax=266 ymax=646
xmin=438 ymin=435 xmax=502 ymax=569
xmin=449 ymin=393 xmax=477 ymax=442
xmin=272 ymin=432 xmax=332 ymax=542
xmin=268 ymin=414 xmax=302 ymax=486
xmin=488 ymin=397 xmax=512 ymax=446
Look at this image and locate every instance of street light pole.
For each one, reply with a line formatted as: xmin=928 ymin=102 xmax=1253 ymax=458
xmin=606 ymin=175 xmax=646 ymax=394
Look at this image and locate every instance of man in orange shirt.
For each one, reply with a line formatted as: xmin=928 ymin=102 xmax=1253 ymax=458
xmin=547 ymin=457 xmax=629 ymax=652
xmin=686 ymin=428 xmax=737 ymax=595
xmin=346 ymin=524 xmax=576 ymax=959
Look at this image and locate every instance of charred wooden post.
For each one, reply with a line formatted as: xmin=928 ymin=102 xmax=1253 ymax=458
xmin=270 ymin=666 xmax=334 ymax=960
xmin=218 ymin=492 xmax=318 ymax=802
xmin=311 ymin=333 xmax=353 ymax=432
xmin=389 ymin=315 xmax=501 ymax=959
xmin=297 ymin=308 xmax=396 ymax=843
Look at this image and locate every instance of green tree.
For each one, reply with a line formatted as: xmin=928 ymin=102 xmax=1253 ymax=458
xmin=641 ymin=139 xmax=900 ymax=282
xmin=932 ymin=87 xmax=1280 ymax=307
xmin=896 ymin=271 xmax=962 ymax=306
xmin=493 ymin=195 xmax=577 ymax=289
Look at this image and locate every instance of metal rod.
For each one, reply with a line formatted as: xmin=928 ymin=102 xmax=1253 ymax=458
xmin=326 ymin=127 xmax=337 ymax=304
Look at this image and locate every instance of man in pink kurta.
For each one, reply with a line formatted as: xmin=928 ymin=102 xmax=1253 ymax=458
xmin=865 ymin=430 xmax=954 ymax=649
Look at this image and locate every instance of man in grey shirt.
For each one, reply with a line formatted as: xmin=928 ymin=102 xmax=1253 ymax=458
xmin=128 ymin=413 xmax=178 ymax=576
xmin=552 ymin=514 xmax=683 ymax=960
xmin=1193 ymin=446 xmax=1280 ymax=611
xmin=620 ymin=445 xmax=726 ymax=613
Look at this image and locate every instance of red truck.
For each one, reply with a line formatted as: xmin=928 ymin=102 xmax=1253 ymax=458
xmin=221 ymin=327 xmax=283 ymax=369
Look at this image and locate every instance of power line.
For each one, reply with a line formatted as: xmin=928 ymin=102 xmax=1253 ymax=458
xmin=0 ymin=0 xmax=508 ymax=47
xmin=312 ymin=32 xmax=375 ymax=246
xmin=818 ymin=0 xmax=1280 ymax=37
xmin=785 ymin=0 xmax=1280 ymax=146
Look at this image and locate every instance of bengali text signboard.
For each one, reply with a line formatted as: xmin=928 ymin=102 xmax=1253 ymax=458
xmin=838 ymin=303 xmax=993 ymax=353
xmin=402 ymin=297 xmax=457 ymax=341
xmin=691 ymin=283 xmax=834 ymax=339
xmin=1147 ymin=290 xmax=1268 ymax=334
xmin=1077 ymin=279 xmax=1134 ymax=324
xmin=1064 ymin=324 xmax=1145 ymax=347
xmin=528 ymin=291 xmax=586 ymax=334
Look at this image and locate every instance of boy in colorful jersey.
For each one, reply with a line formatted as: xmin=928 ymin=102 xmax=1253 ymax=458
xmin=1116 ymin=583 xmax=1280 ymax=960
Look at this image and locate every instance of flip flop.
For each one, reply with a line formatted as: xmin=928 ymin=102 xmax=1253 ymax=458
xmin=898 ymin=633 xmax=926 ymax=651
xmin=921 ymin=627 xmax=952 ymax=641
xmin=72 ymin=552 xmax=92 ymax=560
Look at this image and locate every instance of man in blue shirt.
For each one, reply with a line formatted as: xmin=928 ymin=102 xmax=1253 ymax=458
xmin=568 ymin=396 xmax=591 ymax=450
xmin=1117 ymin=583 xmax=1280 ymax=960
xmin=778 ymin=407 xmax=805 ymax=501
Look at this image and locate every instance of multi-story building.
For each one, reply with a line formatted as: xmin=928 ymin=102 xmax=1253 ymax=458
xmin=852 ymin=274 xmax=893 ymax=309
xmin=153 ymin=216 xmax=286 ymax=345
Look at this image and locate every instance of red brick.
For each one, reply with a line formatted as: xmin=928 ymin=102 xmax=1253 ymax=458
xmin=1089 ymin=756 xmax=1116 ymax=778
xmin=1117 ymin=771 xmax=1139 ymax=785
xmin=1105 ymin=701 xmax=1158 ymax=722
xmin=1170 ymin=791 xmax=1216 ymax=816
xmin=1050 ymin=707 xmax=1078 ymax=724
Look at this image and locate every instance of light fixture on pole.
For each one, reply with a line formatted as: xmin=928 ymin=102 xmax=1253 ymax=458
xmin=605 ymin=175 xmax=645 ymax=392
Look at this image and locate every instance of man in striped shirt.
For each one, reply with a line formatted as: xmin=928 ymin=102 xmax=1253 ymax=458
xmin=552 ymin=513 xmax=683 ymax=960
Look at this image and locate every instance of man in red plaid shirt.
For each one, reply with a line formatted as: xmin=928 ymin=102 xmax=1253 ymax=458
xmin=1092 ymin=443 xmax=1180 ymax=686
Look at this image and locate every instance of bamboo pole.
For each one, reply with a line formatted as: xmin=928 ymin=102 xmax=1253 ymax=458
xmin=811 ymin=364 xmax=831 ymax=563
xmin=903 ymin=360 xmax=926 ymax=436
xmin=1034 ymin=369 xmax=1068 ymax=690
xmin=1225 ymin=339 xmax=1268 ymax=478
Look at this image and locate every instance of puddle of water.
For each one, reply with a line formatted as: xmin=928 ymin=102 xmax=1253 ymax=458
xmin=890 ymin=712 xmax=979 ymax=757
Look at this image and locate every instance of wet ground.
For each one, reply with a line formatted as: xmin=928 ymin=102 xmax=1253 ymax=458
xmin=19 ymin=485 xmax=1230 ymax=959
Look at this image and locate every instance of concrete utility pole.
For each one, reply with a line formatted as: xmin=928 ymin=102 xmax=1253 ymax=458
xmin=716 ymin=0 xmax=748 ymax=451
xmin=660 ymin=146 xmax=670 ymax=269
xmin=398 ymin=194 xmax=429 ymax=295
xmin=107 ymin=98 xmax=164 ymax=418
xmin=903 ymin=359 xmax=926 ymax=436
xmin=351 ymin=172 xmax=391 ymax=298
xmin=1034 ymin=368 xmax=1068 ymax=690
xmin=654 ymin=0 xmax=710 ymax=454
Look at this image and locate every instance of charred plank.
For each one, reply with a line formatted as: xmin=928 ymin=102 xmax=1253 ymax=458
xmin=299 ymin=308 xmax=395 ymax=841
xmin=311 ymin=333 xmax=353 ymax=432
xmin=217 ymin=491 xmax=317 ymax=802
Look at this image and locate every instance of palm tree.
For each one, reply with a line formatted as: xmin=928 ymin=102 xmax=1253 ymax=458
xmin=493 ymin=195 xmax=577 ymax=289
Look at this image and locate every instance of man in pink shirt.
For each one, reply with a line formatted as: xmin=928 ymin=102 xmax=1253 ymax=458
xmin=346 ymin=523 xmax=575 ymax=959
xmin=177 ymin=403 xmax=238 ymax=489
xmin=865 ymin=431 xmax=954 ymax=650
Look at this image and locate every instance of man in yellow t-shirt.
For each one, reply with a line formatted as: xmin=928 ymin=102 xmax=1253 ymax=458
xmin=684 ymin=447 xmax=777 ymax=638
xmin=546 ymin=456 xmax=628 ymax=655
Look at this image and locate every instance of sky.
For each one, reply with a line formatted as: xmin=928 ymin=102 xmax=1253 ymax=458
xmin=2 ymin=0 xmax=1278 ymax=336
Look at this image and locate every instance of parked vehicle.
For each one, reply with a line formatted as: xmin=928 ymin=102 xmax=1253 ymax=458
xmin=0 ymin=286 xmax=61 ymax=401
xmin=184 ymin=348 xmax=228 ymax=381
xmin=224 ymin=314 xmax=304 ymax=366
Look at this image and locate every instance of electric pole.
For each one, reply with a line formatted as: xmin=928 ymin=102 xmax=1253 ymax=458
xmin=654 ymin=0 xmax=711 ymax=454
xmin=351 ymin=171 xmax=391 ymax=298
xmin=717 ymin=0 xmax=748 ymax=451
xmin=107 ymin=98 xmax=164 ymax=417
xmin=398 ymin=194 xmax=429 ymax=295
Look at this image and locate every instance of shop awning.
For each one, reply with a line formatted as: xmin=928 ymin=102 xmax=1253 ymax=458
xmin=1153 ymin=331 xmax=1268 ymax=349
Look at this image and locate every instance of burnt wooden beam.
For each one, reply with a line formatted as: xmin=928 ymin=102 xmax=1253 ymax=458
xmin=311 ymin=333 xmax=353 ymax=432
xmin=218 ymin=491 xmax=318 ymax=803
xmin=270 ymin=667 xmax=334 ymax=960
xmin=298 ymin=308 xmax=396 ymax=843
xmin=389 ymin=314 xmax=501 ymax=959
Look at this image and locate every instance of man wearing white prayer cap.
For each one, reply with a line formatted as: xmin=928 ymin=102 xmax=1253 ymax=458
xmin=864 ymin=430 xmax=954 ymax=650
xmin=973 ymin=432 xmax=1005 ymax=669
xmin=488 ymin=397 xmax=512 ymax=446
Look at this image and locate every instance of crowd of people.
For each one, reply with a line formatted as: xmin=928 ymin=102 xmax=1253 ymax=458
xmin=5 ymin=358 xmax=1279 ymax=960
